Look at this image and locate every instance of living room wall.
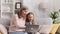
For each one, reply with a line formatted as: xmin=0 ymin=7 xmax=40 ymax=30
xmin=23 ymin=0 xmax=54 ymax=24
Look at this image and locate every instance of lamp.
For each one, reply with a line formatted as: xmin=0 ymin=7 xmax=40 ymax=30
xmin=39 ymin=2 xmax=48 ymax=17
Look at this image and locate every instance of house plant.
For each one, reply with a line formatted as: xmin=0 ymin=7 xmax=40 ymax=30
xmin=50 ymin=11 xmax=59 ymax=24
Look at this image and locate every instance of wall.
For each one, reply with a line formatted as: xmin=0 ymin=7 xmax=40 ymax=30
xmin=53 ymin=0 xmax=60 ymax=11
xmin=23 ymin=0 xmax=54 ymax=24
xmin=0 ymin=0 xmax=60 ymax=24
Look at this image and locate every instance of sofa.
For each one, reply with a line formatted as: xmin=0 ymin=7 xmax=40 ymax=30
xmin=50 ymin=24 xmax=60 ymax=34
xmin=0 ymin=24 xmax=7 ymax=34
xmin=38 ymin=18 xmax=53 ymax=25
xmin=0 ymin=18 xmax=10 ymax=30
xmin=38 ymin=18 xmax=53 ymax=34
xmin=1 ymin=18 xmax=59 ymax=34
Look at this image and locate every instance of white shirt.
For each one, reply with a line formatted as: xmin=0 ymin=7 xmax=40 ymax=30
xmin=9 ymin=14 xmax=26 ymax=32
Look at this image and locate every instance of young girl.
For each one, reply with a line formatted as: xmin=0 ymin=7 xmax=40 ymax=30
xmin=25 ymin=12 xmax=39 ymax=34
xmin=25 ymin=12 xmax=37 ymax=25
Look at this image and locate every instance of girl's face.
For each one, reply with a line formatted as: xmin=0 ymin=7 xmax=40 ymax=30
xmin=28 ymin=14 xmax=34 ymax=21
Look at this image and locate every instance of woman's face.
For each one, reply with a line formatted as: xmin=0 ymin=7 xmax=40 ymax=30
xmin=21 ymin=10 xmax=27 ymax=16
xmin=28 ymin=14 xmax=34 ymax=21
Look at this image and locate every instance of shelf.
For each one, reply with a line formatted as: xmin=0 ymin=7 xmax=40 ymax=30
xmin=2 ymin=12 xmax=13 ymax=19
xmin=1 ymin=15 xmax=11 ymax=19
xmin=0 ymin=0 xmax=16 ymax=18
xmin=1 ymin=6 xmax=13 ymax=12
xmin=2 ymin=3 xmax=13 ymax=5
xmin=2 ymin=14 xmax=12 ymax=17
xmin=2 ymin=12 xmax=13 ymax=14
xmin=2 ymin=10 xmax=13 ymax=13
xmin=1 ymin=0 xmax=13 ymax=4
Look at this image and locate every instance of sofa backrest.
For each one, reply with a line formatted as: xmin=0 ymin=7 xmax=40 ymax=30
xmin=38 ymin=18 xmax=53 ymax=25
xmin=0 ymin=18 xmax=10 ymax=28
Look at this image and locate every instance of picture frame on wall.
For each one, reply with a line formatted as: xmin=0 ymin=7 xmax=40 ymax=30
xmin=15 ymin=2 xmax=22 ymax=14
xmin=15 ymin=2 xmax=22 ymax=9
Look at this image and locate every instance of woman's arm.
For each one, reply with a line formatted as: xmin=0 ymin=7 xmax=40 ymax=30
xmin=9 ymin=15 xmax=17 ymax=32
xmin=14 ymin=14 xmax=26 ymax=29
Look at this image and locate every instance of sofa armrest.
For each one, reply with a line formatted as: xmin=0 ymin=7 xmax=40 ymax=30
xmin=50 ymin=24 xmax=60 ymax=34
xmin=0 ymin=24 xmax=7 ymax=34
xmin=39 ymin=25 xmax=53 ymax=34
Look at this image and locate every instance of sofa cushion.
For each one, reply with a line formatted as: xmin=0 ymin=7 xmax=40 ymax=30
xmin=38 ymin=18 xmax=53 ymax=25
xmin=50 ymin=24 xmax=60 ymax=34
xmin=39 ymin=25 xmax=53 ymax=34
